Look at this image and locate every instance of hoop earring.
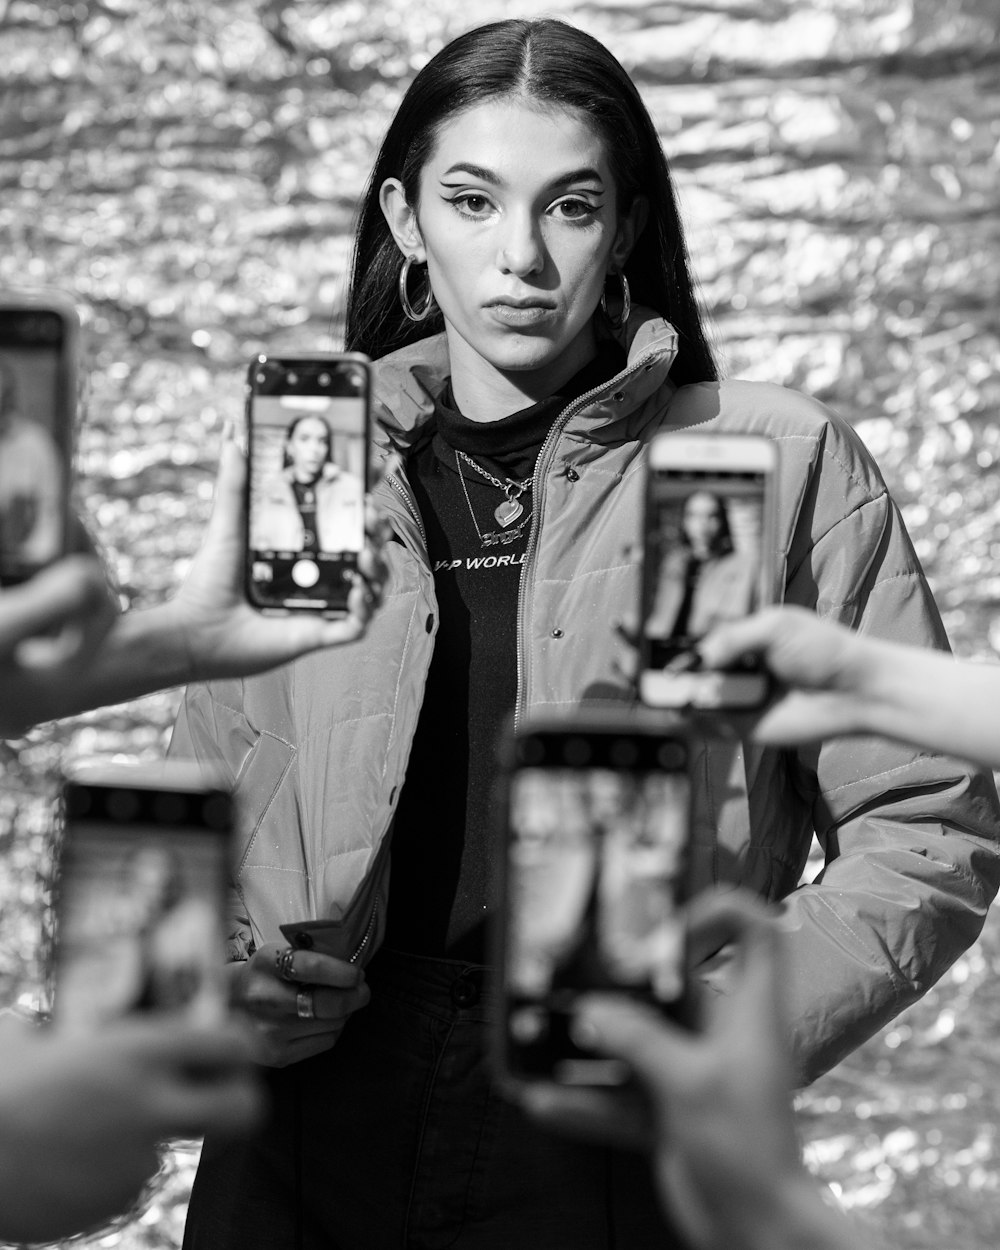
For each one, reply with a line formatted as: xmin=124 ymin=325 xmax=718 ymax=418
xmin=600 ymin=270 xmax=631 ymax=329
xmin=398 ymin=254 xmax=435 ymax=323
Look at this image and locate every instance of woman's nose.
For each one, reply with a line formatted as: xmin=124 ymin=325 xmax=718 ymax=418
xmin=497 ymin=212 xmax=544 ymax=276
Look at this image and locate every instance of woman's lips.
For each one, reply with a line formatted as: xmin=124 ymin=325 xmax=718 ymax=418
xmin=487 ymin=300 xmax=556 ymax=327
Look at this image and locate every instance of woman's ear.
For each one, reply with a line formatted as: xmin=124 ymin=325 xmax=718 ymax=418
xmin=610 ymin=195 xmax=649 ymax=272
xmin=379 ymin=178 xmax=425 ymax=261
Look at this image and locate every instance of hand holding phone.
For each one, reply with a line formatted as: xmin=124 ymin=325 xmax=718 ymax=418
xmin=639 ymin=431 xmax=779 ymax=710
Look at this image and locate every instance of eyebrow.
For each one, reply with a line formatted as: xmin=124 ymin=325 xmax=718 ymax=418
xmin=440 ymin=162 xmax=606 ymax=189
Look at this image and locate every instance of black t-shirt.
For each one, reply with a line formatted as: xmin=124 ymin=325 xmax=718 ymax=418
xmin=386 ymin=345 xmax=623 ymax=961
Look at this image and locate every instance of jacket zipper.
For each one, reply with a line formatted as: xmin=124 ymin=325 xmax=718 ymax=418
xmin=385 ymin=469 xmax=429 ymax=553
xmin=349 ymin=894 xmax=379 ymax=964
xmin=513 ymin=351 xmax=664 ymax=730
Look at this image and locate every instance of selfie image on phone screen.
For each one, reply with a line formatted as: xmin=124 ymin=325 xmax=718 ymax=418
xmin=246 ymin=355 xmax=369 ymax=613
xmin=54 ymin=769 xmax=232 ymax=1029
xmin=498 ymin=727 xmax=690 ymax=1085
xmin=640 ymin=433 xmax=777 ymax=709
xmin=0 ymin=300 xmax=76 ymax=585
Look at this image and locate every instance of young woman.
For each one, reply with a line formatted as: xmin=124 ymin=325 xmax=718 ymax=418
xmin=250 ymin=413 xmax=364 ymax=555
xmin=171 ymin=18 xmax=1000 ymax=1249
xmin=645 ymin=490 xmax=759 ymax=665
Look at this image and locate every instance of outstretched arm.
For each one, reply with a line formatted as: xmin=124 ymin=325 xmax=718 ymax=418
xmin=701 ymin=605 xmax=1000 ymax=771
xmin=0 ymin=435 xmax=385 ymax=733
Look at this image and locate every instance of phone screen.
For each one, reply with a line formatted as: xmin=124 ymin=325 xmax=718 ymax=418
xmin=498 ymin=728 xmax=690 ymax=1086
xmin=0 ymin=304 xmax=75 ymax=584
xmin=53 ymin=773 xmax=232 ymax=1028
xmin=246 ymin=354 xmax=370 ymax=614
xmin=639 ymin=459 xmax=772 ymax=708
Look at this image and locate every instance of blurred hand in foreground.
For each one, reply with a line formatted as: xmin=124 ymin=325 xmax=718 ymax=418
xmin=0 ymin=1014 xmax=262 ymax=1244
xmin=0 ymin=554 xmax=116 ymax=736
xmin=521 ymin=889 xmax=862 ymax=1250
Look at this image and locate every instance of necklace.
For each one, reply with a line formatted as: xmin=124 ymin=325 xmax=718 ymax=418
xmin=454 ymin=450 xmax=532 ymax=548
xmin=454 ymin=448 xmax=532 ymax=527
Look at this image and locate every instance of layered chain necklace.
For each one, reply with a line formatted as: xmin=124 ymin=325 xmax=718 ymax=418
xmin=454 ymin=448 xmax=533 ymax=548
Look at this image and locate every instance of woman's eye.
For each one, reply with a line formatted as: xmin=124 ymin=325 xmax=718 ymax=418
xmin=553 ymin=198 xmax=596 ymax=221
xmin=452 ymin=193 xmax=493 ymax=216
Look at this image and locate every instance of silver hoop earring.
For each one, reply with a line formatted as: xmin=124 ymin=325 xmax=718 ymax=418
xmin=399 ymin=254 xmax=434 ymax=323
xmin=600 ymin=270 xmax=631 ymax=329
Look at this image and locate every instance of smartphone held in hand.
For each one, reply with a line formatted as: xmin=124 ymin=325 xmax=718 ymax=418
xmin=245 ymin=353 xmax=371 ymax=616
xmin=494 ymin=714 xmax=693 ymax=1088
xmin=0 ymin=292 xmax=78 ymax=587
xmin=638 ymin=431 xmax=779 ymax=710
xmin=52 ymin=761 xmax=233 ymax=1029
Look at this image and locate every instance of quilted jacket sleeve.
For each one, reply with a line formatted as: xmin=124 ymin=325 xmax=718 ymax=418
xmin=776 ymin=415 xmax=1000 ymax=1083
xmin=169 ymin=681 xmax=259 ymax=963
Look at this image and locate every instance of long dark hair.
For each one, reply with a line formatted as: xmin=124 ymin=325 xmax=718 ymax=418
xmin=345 ymin=19 xmax=718 ymax=386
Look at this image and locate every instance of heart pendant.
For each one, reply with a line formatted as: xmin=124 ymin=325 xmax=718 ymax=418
xmin=495 ymin=498 xmax=524 ymax=528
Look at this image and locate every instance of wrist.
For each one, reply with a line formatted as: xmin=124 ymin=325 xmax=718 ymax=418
xmin=723 ymin=1171 xmax=854 ymax=1250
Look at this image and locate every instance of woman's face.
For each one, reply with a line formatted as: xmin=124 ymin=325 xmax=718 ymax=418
xmin=287 ymin=417 xmax=330 ymax=483
xmin=683 ymin=491 xmax=724 ymax=558
xmin=381 ymin=98 xmax=644 ymax=403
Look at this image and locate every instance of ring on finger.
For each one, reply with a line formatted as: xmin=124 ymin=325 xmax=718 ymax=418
xmin=276 ymin=947 xmax=297 ymax=982
xmin=296 ymin=986 xmax=316 ymax=1021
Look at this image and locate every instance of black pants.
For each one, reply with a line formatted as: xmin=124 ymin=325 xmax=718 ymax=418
xmin=184 ymin=948 xmax=685 ymax=1250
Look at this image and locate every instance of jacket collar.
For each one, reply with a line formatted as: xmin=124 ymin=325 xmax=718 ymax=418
xmin=371 ymin=308 xmax=678 ymax=455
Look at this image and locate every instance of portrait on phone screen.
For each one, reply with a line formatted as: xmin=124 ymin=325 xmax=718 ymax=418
xmin=250 ymin=409 xmax=364 ymax=555
xmin=247 ymin=384 xmax=366 ymax=608
xmin=645 ymin=485 xmax=762 ymax=671
xmin=507 ymin=767 xmax=688 ymax=1006
xmin=55 ymin=824 xmax=225 ymax=1027
xmin=0 ymin=353 xmax=64 ymax=566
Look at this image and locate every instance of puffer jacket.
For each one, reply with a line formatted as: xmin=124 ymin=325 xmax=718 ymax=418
xmin=170 ymin=312 xmax=1000 ymax=1083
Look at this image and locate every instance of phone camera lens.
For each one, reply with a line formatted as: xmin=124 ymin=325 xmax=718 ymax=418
xmin=287 ymin=371 xmax=298 ymax=386
xmin=255 ymin=371 xmax=268 ymax=385
xmin=657 ymin=742 xmax=687 ymax=770
xmin=346 ymin=367 xmax=365 ymax=391
xmin=318 ymin=372 xmax=331 ymax=388
xmin=564 ymin=737 xmax=591 ymax=766
xmin=519 ymin=738 xmax=546 ymax=767
xmin=610 ymin=739 xmax=639 ymax=768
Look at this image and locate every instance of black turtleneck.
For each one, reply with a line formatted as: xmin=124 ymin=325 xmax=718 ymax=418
xmin=386 ymin=344 xmax=623 ymax=961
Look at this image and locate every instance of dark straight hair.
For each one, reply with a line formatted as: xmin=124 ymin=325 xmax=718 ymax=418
xmin=345 ymin=18 xmax=718 ymax=386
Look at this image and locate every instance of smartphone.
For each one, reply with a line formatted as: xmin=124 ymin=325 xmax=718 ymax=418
xmin=52 ymin=760 xmax=232 ymax=1029
xmin=638 ymin=430 xmax=778 ymax=709
xmin=0 ymin=293 xmax=78 ymax=586
xmin=494 ymin=714 xmax=692 ymax=1087
xmin=245 ymin=352 xmax=371 ymax=615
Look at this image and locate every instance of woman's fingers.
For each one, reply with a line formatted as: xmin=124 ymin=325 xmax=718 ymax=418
xmin=258 ymin=944 xmax=365 ymax=988
xmin=0 ymin=556 xmax=113 ymax=657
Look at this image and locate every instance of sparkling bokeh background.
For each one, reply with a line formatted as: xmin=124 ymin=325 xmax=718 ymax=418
xmin=0 ymin=0 xmax=999 ymax=1245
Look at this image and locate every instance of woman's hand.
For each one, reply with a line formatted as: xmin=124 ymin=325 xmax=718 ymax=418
xmin=695 ymin=606 xmax=877 ymax=745
xmin=165 ymin=431 xmax=390 ymax=683
xmin=0 ymin=554 xmax=117 ymax=737
xmin=0 ymin=1014 xmax=262 ymax=1244
xmin=234 ymin=942 xmax=371 ymax=1068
